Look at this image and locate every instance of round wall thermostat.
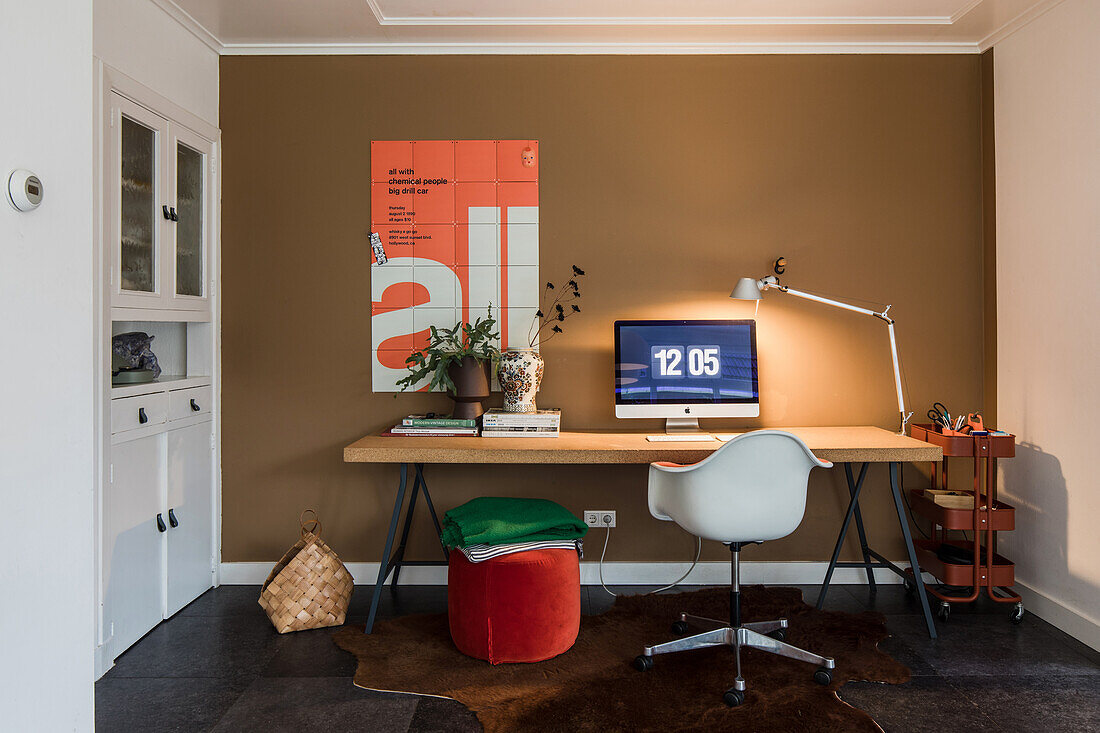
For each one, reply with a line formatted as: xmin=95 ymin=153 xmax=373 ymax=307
xmin=8 ymin=169 xmax=44 ymax=212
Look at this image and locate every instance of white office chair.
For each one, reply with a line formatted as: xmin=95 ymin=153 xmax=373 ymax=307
xmin=633 ymin=430 xmax=836 ymax=707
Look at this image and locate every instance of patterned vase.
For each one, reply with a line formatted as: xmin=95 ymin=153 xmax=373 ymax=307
xmin=498 ymin=348 xmax=545 ymax=413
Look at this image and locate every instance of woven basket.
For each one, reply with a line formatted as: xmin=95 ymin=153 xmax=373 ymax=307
xmin=259 ymin=510 xmax=354 ymax=633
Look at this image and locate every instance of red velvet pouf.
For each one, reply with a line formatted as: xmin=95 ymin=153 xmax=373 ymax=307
xmin=448 ymin=547 xmax=581 ymax=664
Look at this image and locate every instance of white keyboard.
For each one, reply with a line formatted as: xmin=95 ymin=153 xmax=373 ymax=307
xmin=646 ymin=434 xmax=716 ymax=442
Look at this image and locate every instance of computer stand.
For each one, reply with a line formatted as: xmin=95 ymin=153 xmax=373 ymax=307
xmin=665 ymin=417 xmax=704 ymax=434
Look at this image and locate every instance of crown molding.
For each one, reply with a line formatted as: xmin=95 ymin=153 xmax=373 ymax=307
xmin=150 ymin=0 xmax=222 ymax=53
xmin=157 ymin=0 xmax=1061 ymax=57
xmin=978 ymin=0 xmax=1066 ymax=50
xmin=950 ymin=0 xmax=988 ymax=24
xmin=220 ymin=40 xmax=980 ymax=56
xmin=364 ymin=0 xmax=972 ymax=27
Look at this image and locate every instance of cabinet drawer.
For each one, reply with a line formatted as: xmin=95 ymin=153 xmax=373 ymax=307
xmin=112 ymin=392 xmax=169 ymax=434
xmin=169 ymin=386 xmax=212 ymax=421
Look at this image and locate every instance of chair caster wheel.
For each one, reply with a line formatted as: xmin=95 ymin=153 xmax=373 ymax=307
xmin=937 ymin=602 xmax=951 ymax=622
xmin=1011 ymin=603 xmax=1025 ymax=624
xmin=903 ymin=577 xmax=916 ymax=596
xmin=813 ymin=667 xmax=833 ymax=685
xmin=723 ymin=688 xmax=745 ymax=707
xmin=671 ymin=620 xmax=690 ymax=635
xmin=633 ymin=655 xmax=653 ymax=672
xmin=767 ymin=628 xmax=786 ymax=641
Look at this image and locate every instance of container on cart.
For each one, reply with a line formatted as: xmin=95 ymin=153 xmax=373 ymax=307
xmin=906 ymin=424 xmax=1024 ymax=623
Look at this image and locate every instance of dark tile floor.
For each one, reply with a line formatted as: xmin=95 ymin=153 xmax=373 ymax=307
xmin=96 ymin=584 xmax=1100 ymax=732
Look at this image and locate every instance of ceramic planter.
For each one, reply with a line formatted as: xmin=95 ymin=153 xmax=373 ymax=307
xmin=498 ymin=348 xmax=545 ymax=413
xmin=447 ymin=356 xmax=493 ymax=419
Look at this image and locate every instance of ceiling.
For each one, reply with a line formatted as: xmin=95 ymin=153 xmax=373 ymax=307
xmin=158 ymin=0 xmax=1064 ymax=54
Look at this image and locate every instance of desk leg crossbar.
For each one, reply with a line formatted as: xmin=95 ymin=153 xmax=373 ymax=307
xmin=816 ymin=462 xmax=938 ymax=639
xmin=364 ymin=463 xmax=449 ymax=634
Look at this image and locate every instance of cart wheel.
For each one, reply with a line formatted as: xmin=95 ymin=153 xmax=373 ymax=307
xmin=1011 ymin=603 xmax=1025 ymax=625
xmin=937 ymin=602 xmax=951 ymax=622
xmin=903 ymin=577 xmax=916 ymax=596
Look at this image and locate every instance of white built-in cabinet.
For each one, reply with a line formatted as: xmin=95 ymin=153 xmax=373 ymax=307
xmin=107 ymin=91 xmax=213 ymax=314
xmin=166 ymin=419 xmax=215 ymax=614
xmin=97 ymin=68 xmax=220 ymax=676
xmin=104 ymin=388 xmax=216 ymax=662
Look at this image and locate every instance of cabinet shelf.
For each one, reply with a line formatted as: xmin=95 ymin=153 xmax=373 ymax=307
xmin=111 ymin=374 xmax=211 ymax=398
xmin=121 ymin=177 xmax=153 ymax=194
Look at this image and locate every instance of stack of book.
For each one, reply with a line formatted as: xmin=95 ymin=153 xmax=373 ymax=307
xmin=481 ymin=408 xmax=561 ymax=438
xmin=387 ymin=415 xmax=479 ymax=437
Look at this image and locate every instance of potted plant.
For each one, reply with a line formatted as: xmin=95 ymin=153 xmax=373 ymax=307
xmin=395 ymin=307 xmax=501 ymax=419
xmin=498 ymin=265 xmax=586 ymax=413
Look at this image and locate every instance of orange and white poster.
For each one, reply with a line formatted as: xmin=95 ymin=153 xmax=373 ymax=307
xmin=370 ymin=140 xmax=539 ymax=391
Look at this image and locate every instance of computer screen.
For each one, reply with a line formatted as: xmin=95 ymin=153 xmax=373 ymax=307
xmin=614 ymin=319 xmax=759 ymax=419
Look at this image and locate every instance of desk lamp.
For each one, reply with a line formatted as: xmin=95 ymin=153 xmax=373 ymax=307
xmin=730 ymin=267 xmax=913 ymax=434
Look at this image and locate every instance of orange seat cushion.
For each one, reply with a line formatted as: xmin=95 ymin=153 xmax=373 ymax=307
xmin=447 ymin=547 xmax=580 ymax=664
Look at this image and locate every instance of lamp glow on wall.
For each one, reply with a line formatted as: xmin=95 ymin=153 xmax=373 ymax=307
xmin=730 ymin=272 xmax=913 ymax=434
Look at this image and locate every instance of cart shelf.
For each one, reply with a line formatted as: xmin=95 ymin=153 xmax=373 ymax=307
xmin=909 ymin=489 xmax=1015 ymax=532
xmin=911 ymin=423 xmax=1016 ymax=458
xmin=916 ymin=539 xmax=1015 ymax=588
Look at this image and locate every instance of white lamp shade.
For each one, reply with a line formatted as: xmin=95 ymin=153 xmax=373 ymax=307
xmin=730 ymin=277 xmax=763 ymax=301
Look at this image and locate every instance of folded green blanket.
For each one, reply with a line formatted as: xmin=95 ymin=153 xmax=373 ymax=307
xmin=441 ymin=497 xmax=588 ymax=548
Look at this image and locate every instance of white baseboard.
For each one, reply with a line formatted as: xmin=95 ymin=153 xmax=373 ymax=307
xmin=219 ymin=560 xmax=912 ymax=587
xmin=1015 ymin=580 xmax=1100 ymax=653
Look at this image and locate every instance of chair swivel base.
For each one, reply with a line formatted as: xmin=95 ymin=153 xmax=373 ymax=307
xmin=633 ymin=613 xmax=835 ymax=707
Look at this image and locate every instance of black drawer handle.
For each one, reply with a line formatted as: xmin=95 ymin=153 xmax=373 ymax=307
xmin=169 ymin=207 xmax=179 ymax=222
xmin=163 ymin=204 xmax=171 ymax=220
xmin=156 ymin=513 xmax=166 ymax=532
xmin=168 ymin=508 xmax=179 ymax=528
xmin=190 ymin=399 xmax=200 ymax=412
xmin=138 ymin=407 xmax=148 ymax=424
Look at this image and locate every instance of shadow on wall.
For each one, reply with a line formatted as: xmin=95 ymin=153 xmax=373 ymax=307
xmin=999 ymin=442 xmax=1097 ymax=614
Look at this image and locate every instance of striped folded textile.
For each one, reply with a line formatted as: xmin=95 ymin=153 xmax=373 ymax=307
xmin=460 ymin=539 xmax=583 ymax=564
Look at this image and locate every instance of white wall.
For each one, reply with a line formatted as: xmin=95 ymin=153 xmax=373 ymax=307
xmin=0 ymin=2 xmax=96 ymax=730
xmin=994 ymin=0 xmax=1100 ymax=649
xmin=95 ymin=0 xmax=220 ymax=126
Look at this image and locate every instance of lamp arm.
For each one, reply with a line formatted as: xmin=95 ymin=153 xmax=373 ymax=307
xmin=763 ymin=281 xmax=890 ymax=321
xmin=761 ymin=278 xmax=912 ymax=433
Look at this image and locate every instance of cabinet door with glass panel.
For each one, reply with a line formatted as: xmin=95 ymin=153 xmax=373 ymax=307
xmin=168 ymin=124 xmax=212 ymax=310
xmin=108 ymin=93 xmax=213 ymax=313
xmin=109 ymin=93 xmax=169 ymax=309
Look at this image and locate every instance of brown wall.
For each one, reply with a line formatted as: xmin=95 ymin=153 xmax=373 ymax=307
xmin=220 ymin=55 xmax=984 ymax=565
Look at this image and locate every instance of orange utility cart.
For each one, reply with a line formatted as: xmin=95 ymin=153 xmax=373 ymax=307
xmin=906 ymin=424 xmax=1024 ymax=623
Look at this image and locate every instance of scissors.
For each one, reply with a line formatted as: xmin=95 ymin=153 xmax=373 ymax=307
xmin=927 ymin=402 xmax=952 ymax=430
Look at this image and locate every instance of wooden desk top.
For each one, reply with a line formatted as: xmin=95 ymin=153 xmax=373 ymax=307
xmin=343 ymin=426 xmax=940 ymax=465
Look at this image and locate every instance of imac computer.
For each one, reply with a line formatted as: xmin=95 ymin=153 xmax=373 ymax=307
xmin=614 ymin=319 xmax=759 ymax=439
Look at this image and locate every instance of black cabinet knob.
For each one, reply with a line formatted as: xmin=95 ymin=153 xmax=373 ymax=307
xmin=168 ymin=508 xmax=179 ymax=528
xmin=138 ymin=407 xmax=148 ymax=424
xmin=162 ymin=204 xmax=171 ymax=220
xmin=169 ymin=207 xmax=179 ymax=222
xmin=156 ymin=513 xmax=166 ymax=533
xmin=190 ymin=399 xmax=200 ymax=412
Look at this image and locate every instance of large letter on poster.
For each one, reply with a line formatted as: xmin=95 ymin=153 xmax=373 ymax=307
xmin=369 ymin=140 xmax=539 ymax=392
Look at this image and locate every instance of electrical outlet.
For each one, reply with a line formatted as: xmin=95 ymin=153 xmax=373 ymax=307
xmin=583 ymin=510 xmax=616 ymax=528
